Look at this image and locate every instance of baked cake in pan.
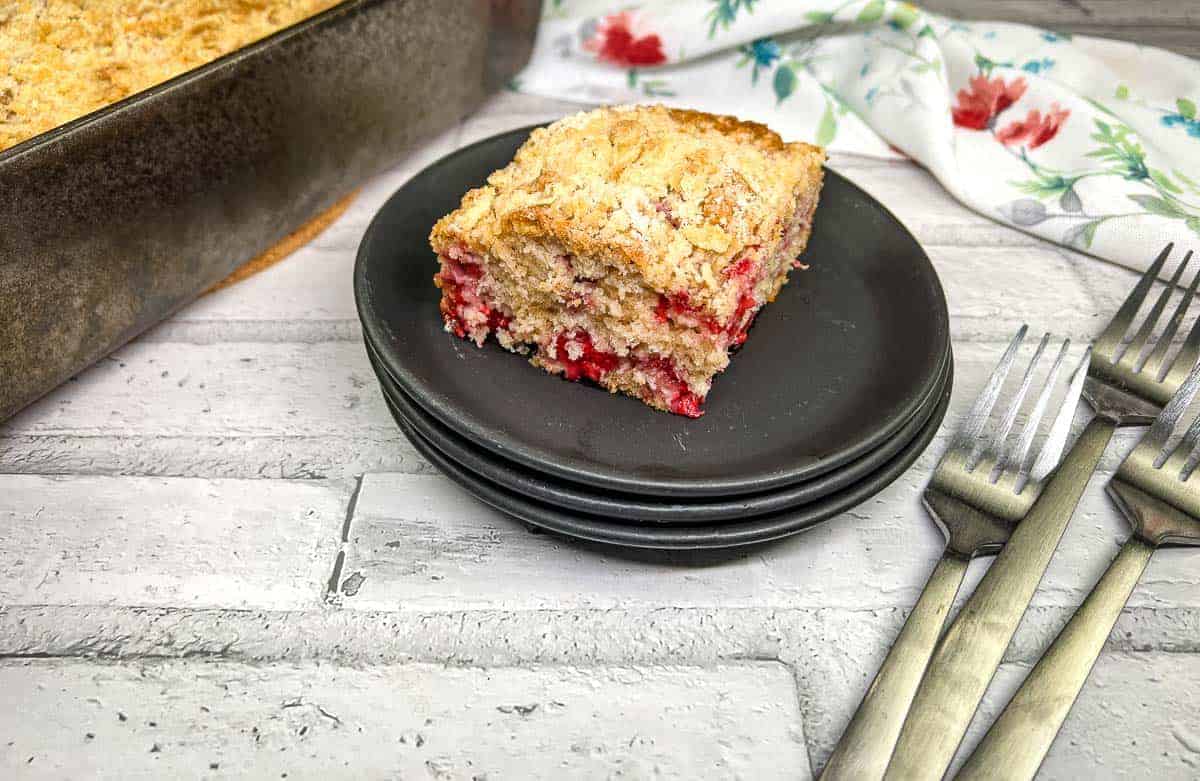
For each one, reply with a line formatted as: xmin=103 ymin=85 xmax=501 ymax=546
xmin=0 ymin=0 xmax=340 ymax=153
xmin=430 ymin=105 xmax=825 ymax=417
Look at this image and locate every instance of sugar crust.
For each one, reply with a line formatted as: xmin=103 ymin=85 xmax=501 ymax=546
xmin=430 ymin=104 xmax=825 ymax=301
xmin=0 ymin=0 xmax=339 ymax=153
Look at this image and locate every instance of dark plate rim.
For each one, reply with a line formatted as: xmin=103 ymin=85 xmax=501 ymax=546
xmin=385 ymin=371 xmax=951 ymax=550
xmin=366 ymin=337 xmax=951 ymax=523
xmin=355 ymin=125 xmax=951 ymax=498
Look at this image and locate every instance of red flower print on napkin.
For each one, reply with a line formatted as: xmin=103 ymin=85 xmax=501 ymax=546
xmin=584 ymin=11 xmax=667 ymax=67
xmin=996 ymin=104 xmax=1071 ymax=149
xmin=952 ymin=75 xmax=1028 ymax=130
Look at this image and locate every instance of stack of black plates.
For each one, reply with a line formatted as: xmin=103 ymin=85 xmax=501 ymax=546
xmin=354 ymin=127 xmax=952 ymax=550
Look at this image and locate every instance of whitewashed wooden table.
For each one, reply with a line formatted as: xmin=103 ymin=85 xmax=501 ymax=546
xmin=3 ymin=87 xmax=1200 ymax=779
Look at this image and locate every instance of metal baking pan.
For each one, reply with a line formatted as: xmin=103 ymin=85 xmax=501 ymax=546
xmin=0 ymin=0 xmax=538 ymax=422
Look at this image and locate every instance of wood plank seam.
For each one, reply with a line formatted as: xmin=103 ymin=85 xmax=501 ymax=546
xmin=2 ymin=606 xmax=1196 ymax=660
xmin=325 ymin=474 xmax=364 ymax=604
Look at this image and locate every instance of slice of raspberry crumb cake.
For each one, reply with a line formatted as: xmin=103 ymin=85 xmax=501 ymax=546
xmin=430 ymin=105 xmax=825 ymax=417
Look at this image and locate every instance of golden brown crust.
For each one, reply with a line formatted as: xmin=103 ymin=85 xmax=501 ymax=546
xmin=430 ymin=105 xmax=825 ymax=298
xmin=0 ymin=0 xmax=340 ymax=153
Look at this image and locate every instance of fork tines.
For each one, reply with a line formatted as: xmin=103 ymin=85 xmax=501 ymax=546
xmin=948 ymin=326 xmax=1090 ymax=493
xmin=1141 ymin=359 xmax=1200 ymax=472
xmin=1113 ymin=357 xmax=1200 ymax=528
xmin=1095 ymin=244 xmax=1199 ymax=396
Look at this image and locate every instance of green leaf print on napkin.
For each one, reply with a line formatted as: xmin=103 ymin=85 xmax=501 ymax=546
xmin=816 ymin=103 xmax=838 ymax=146
xmin=856 ymin=0 xmax=885 ymax=24
xmin=706 ymin=0 xmax=758 ymax=38
xmin=773 ymin=65 xmax=797 ymax=103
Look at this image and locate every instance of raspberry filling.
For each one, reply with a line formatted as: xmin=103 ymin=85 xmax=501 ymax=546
xmin=727 ymin=293 xmax=758 ymax=346
xmin=542 ymin=331 xmax=704 ymax=418
xmin=435 ymin=250 xmax=510 ymax=340
xmin=654 ymin=291 xmax=723 ymax=334
xmin=436 ymin=242 xmax=734 ymax=418
xmin=655 ymin=256 xmax=763 ymax=347
xmin=723 ymin=255 xmax=758 ymax=280
xmin=436 ymin=253 xmax=708 ymax=417
xmin=653 ymin=197 xmax=681 ymax=228
xmin=552 ymin=330 xmax=619 ymax=383
xmin=640 ymin=355 xmax=704 ymax=418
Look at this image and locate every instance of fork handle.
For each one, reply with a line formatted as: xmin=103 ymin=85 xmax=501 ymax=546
xmin=820 ymin=552 xmax=969 ymax=781
xmin=883 ymin=416 xmax=1116 ymax=781
xmin=955 ymin=536 xmax=1154 ymax=781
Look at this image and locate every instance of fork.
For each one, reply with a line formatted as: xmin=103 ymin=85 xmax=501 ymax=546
xmin=819 ymin=327 xmax=1087 ymax=781
xmin=885 ymin=244 xmax=1198 ymax=780
xmin=956 ymin=359 xmax=1200 ymax=780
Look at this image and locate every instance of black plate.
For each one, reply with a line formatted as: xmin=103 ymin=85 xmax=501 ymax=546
xmin=355 ymin=126 xmax=950 ymax=498
xmin=367 ymin=338 xmax=951 ymax=523
xmin=383 ymin=376 xmax=951 ymax=550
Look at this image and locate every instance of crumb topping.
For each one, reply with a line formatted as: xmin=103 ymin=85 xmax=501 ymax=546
xmin=430 ymin=105 xmax=825 ymax=296
xmin=0 ymin=0 xmax=340 ymax=153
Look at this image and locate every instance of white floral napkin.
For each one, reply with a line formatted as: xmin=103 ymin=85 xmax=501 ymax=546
xmin=513 ymin=0 xmax=1200 ymax=272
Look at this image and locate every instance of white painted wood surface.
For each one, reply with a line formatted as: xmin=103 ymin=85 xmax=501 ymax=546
xmin=0 ymin=475 xmax=348 ymax=609
xmin=4 ymin=69 xmax=1200 ymax=777
xmin=0 ymin=660 xmax=808 ymax=780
